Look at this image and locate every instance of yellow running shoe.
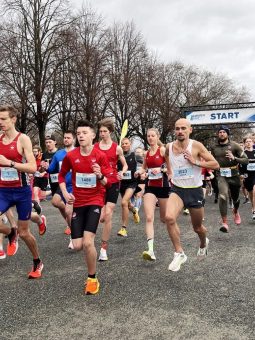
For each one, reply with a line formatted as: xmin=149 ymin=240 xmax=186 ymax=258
xmin=84 ymin=277 xmax=100 ymax=295
xmin=142 ymin=250 xmax=156 ymax=261
xmin=132 ymin=208 xmax=140 ymax=224
xmin=117 ymin=227 xmax=127 ymax=237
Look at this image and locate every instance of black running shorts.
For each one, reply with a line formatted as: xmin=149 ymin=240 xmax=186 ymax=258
xmin=71 ymin=205 xmax=102 ymax=239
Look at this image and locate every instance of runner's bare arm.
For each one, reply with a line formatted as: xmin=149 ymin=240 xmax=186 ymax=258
xmin=117 ymin=145 xmax=128 ymax=173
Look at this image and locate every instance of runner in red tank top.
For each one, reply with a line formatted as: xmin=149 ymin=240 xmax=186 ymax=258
xmin=0 ymin=105 xmax=43 ymax=279
xmin=135 ymin=128 xmax=170 ymax=261
xmin=95 ymin=118 xmax=128 ymax=261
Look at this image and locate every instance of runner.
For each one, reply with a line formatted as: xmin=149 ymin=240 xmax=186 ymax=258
xmin=240 ymin=135 xmax=255 ymax=219
xmin=135 ymin=128 xmax=170 ymax=261
xmin=117 ymin=138 xmax=139 ymax=237
xmin=211 ymin=125 xmax=248 ymax=232
xmin=59 ymin=119 xmax=112 ymax=295
xmin=165 ymin=118 xmax=219 ymax=271
xmin=0 ymin=105 xmax=43 ymax=278
xmin=42 ymin=131 xmax=75 ymax=238
xmin=94 ymin=118 xmax=127 ymax=261
xmin=32 ymin=145 xmax=48 ymax=203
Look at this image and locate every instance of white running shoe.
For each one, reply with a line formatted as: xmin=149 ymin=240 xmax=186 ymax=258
xmin=197 ymin=238 xmax=209 ymax=259
xmin=142 ymin=250 xmax=156 ymax=261
xmin=68 ymin=238 xmax=74 ymax=250
xmin=98 ymin=248 xmax=108 ymax=261
xmin=168 ymin=252 xmax=187 ymax=272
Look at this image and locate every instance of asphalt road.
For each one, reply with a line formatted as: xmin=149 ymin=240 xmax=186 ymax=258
xmin=0 ymin=195 xmax=255 ymax=340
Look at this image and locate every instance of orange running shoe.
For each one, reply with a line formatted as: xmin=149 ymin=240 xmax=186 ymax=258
xmin=84 ymin=277 xmax=100 ymax=295
xmin=0 ymin=249 xmax=6 ymax=260
xmin=38 ymin=215 xmax=47 ymax=235
xmin=64 ymin=226 xmax=71 ymax=235
xmin=7 ymin=228 xmax=19 ymax=256
xmin=28 ymin=261 xmax=44 ymax=279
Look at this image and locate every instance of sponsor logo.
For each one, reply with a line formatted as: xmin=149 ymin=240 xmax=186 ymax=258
xmin=74 ymin=159 xmax=80 ymax=163
xmin=94 ymin=208 xmax=100 ymax=214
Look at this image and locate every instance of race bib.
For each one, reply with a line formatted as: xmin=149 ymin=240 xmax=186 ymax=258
xmin=1 ymin=167 xmax=19 ymax=181
xmin=148 ymin=168 xmax=162 ymax=180
xmin=247 ymin=163 xmax=255 ymax=171
xmin=122 ymin=171 xmax=132 ymax=180
xmin=76 ymin=173 xmax=97 ymax=188
xmin=220 ymin=168 xmax=231 ymax=177
xmin=173 ymin=167 xmax=194 ymax=180
xmin=50 ymin=173 xmax=59 ymax=183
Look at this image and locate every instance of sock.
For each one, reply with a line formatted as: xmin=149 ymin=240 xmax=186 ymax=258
xmin=88 ymin=273 xmax=96 ymax=279
xmin=33 ymin=258 xmax=41 ymax=270
xmin=101 ymin=241 xmax=108 ymax=250
xmin=122 ymin=225 xmax=126 ymax=229
xmin=7 ymin=227 xmax=15 ymax=241
xmin=135 ymin=197 xmax=142 ymax=210
xmin=147 ymin=238 xmax=154 ymax=252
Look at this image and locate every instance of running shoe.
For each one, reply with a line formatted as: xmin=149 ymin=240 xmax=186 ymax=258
xmin=132 ymin=208 xmax=140 ymax=224
xmin=68 ymin=238 xmax=74 ymax=249
xmin=64 ymin=226 xmax=71 ymax=235
xmin=0 ymin=249 xmax=6 ymax=260
xmin=243 ymin=197 xmax=249 ymax=204
xmin=168 ymin=252 xmax=187 ymax=271
xmin=207 ymin=189 xmax=212 ymax=197
xmin=98 ymin=248 xmax=108 ymax=261
xmin=38 ymin=215 xmax=47 ymax=235
xmin=7 ymin=228 xmax=19 ymax=256
xmin=183 ymin=208 xmax=189 ymax=215
xmin=219 ymin=223 xmax=229 ymax=233
xmin=32 ymin=200 xmax=42 ymax=215
xmin=233 ymin=210 xmax=241 ymax=225
xmin=142 ymin=250 xmax=156 ymax=261
xmin=84 ymin=277 xmax=100 ymax=295
xmin=252 ymin=211 xmax=255 ymax=221
xmin=28 ymin=261 xmax=44 ymax=279
xmin=117 ymin=227 xmax=127 ymax=237
xmin=197 ymin=238 xmax=209 ymax=258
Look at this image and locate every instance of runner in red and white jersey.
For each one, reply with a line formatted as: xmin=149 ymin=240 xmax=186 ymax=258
xmin=135 ymin=128 xmax=170 ymax=261
xmin=0 ymin=105 xmax=43 ymax=279
xmin=94 ymin=118 xmax=127 ymax=261
xmin=59 ymin=119 xmax=113 ymax=295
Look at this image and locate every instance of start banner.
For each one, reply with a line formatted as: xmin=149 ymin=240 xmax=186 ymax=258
xmin=186 ymin=107 xmax=255 ymax=125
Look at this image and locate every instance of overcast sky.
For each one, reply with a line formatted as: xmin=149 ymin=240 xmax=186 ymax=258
xmin=72 ymin=0 xmax=255 ymax=100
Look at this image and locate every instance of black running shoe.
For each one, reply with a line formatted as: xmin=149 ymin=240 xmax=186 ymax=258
xmin=32 ymin=200 xmax=42 ymax=215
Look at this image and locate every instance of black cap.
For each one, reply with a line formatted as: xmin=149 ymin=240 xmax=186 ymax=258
xmin=218 ymin=125 xmax=230 ymax=135
xmin=45 ymin=134 xmax=56 ymax=141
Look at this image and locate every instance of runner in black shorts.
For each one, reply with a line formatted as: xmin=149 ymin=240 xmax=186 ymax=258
xmin=59 ymin=119 xmax=112 ymax=295
xmin=117 ymin=138 xmax=139 ymax=237
xmin=135 ymin=128 xmax=170 ymax=261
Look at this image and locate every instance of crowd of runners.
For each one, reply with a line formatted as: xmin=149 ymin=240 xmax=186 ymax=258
xmin=1 ymin=104 xmax=255 ymax=295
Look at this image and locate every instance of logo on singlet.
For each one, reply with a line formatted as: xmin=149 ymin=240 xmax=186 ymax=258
xmin=75 ymin=159 xmax=80 ymax=163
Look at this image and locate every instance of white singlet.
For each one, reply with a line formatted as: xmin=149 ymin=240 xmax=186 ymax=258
xmin=169 ymin=139 xmax=203 ymax=188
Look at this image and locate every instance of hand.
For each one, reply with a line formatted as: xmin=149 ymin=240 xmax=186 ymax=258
xmin=151 ymin=167 xmax=161 ymax=175
xmin=40 ymin=161 xmax=49 ymax=170
xmin=117 ymin=171 xmax=123 ymax=180
xmin=63 ymin=192 xmax=75 ymax=204
xmin=183 ymin=150 xmax=195 ymax=164
xmin=91 ymin=163 xmax=101 ymax=177
xmin=0 ymin=155 xmax=11 ymax=166
xmin=225 ymin=150 xmax=235 ymax=160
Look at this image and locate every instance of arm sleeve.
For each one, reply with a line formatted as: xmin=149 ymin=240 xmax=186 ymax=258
xmin=58 ymin=154 xmax=71 ymax=184
xmin=48 ymin=154 xmax=59 ymax=173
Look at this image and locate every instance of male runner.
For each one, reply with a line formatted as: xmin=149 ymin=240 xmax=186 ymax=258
xmin=59 ymin=119 xmax=112 ymax=295
xmin=165 ymin=118 xmax=219 ymax=271
xmin=211 ymin=126 xmax=248 ymax=232
xmin=0 ymin=105 xmax=43 ymax=278
xmin=94 ymin=118 xmax=127 ymax=261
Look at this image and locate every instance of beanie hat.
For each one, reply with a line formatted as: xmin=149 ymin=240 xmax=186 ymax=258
xmin=218 ymin=125 xmax=230 ymax=135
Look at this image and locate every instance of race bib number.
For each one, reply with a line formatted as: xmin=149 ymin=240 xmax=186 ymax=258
xmin=173 ymin=167 xmax=194 ymax=180
xmin=50 ymin=173 xmax=59 ymax=183
xmin=247 ymin=163 xmax=255 ymax=171
xmin=1 ymin=167 xmax=19 ymax=181
xmin=76 ymin=173 xmax=96 ymax=188
xmin=123 ymin=171 xmax=132 ymax=180
xmin=148 ymin=168 xmax=162 ymax=180
xmin=220 ymin=168 xmax=231 ymax=177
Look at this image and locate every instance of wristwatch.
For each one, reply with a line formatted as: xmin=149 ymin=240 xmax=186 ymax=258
xmin=98 ymin=174 xmax=105 ymax=180
xmin=10 ymin=161 xmax=15 ymax=168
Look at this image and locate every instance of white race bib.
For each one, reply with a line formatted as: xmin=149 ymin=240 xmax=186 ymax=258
xmin=148 ymin=168 xmax=162 ymax=180
xmin=220 ymin=168 xmax=231 ymax=177
xmin=1 ymin=167 xmax=19 ymax=181
xmin=173 ymin=167 xmax=194 ymax=180
xmin=50 ymin=173 xmax=59 ymax=183
xmin=76 ymin=173 xmax=96 ymax=188
xmin=247 ymin=163 xmax=255 ymax=171
xmin=122 ymin=171 xmax=132 ymax=180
